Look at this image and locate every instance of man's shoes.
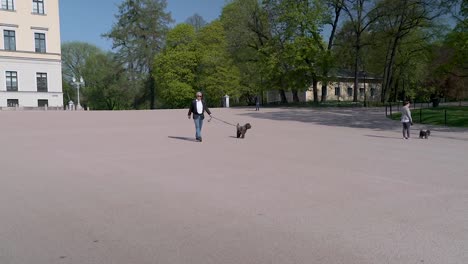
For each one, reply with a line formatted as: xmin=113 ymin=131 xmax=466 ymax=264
xmin=196 ymin=137 xmax=202 ymax=142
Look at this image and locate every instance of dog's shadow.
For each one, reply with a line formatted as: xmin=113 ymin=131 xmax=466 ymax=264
xmin=168 ymin=136 xmax=198 ymax=142
xmin=229 ymin=136 xmax=250 ymax=139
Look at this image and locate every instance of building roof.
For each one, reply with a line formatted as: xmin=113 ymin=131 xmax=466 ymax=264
xmin=331 ymin=69 xmax=382 ymax=80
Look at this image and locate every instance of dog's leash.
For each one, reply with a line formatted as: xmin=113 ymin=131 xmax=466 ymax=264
xmin=209 ymin=116 xmax=237 ymax=127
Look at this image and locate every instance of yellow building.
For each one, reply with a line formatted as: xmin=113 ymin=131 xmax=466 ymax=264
xmin=0 ymin=0 xmax=63 ymax=108
xmin=266 ymin=70 xmax=383 ymax=103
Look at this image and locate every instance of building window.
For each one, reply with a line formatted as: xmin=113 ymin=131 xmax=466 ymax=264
xmin=359 ymin=88 xmax=365 ymax=96
xmin=334 ymin=87 xmax=340 ymax=96
xmin=7 ymin=99 xmax=18 ymax=107
xmin=34 ymin=33 xmax=46 ymax=53
xmin=6 ymin=71 xmax=18 ymax=91
xmin=36 ymin=72 xmax=47 ymax=92
xmin=347 ymin=87 xmax=353 ymax=96
xmin=1 ymin=0 xmax=14 ymax=10
xmin=38 ymin=99 xmax=48 ymax=107
xmin=3 ymin=30 xmax=15 ymax=50
xmin=371 ymin=88 xmax=376 ymax=97
xmin=32 ymin=0 xmax=44 ymax=14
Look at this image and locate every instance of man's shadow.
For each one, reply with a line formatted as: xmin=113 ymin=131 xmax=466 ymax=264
xmin=168 ymin=136 xmax=198 ymax=142
xmin=364 ymin=134 xmax=403 ymax=140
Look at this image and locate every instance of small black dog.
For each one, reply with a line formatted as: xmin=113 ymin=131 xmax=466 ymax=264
xmin=419 ymin=129 xmax=431 ymax=139
xmin=236 ymin=123 xmax=251 ymax=138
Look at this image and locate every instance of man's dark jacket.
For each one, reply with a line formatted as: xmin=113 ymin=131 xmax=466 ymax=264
xmin=188 ymin=100 xmax=211 ymax=119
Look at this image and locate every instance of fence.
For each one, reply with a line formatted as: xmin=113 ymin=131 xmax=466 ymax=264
xmin=385 ymin=101 xmax=468 ymax=127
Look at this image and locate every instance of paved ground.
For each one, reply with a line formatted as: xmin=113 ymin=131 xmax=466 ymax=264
xmin=0 ymin=107 xmax=467 ymax=264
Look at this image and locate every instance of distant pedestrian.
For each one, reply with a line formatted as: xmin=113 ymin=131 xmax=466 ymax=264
xmin=188 ymin=91 xmax=211 ymax=142
xmin=255 ymin=96 xmax=260 ymax=111
xmin=401 ymin=101 xmax=413 ymax=139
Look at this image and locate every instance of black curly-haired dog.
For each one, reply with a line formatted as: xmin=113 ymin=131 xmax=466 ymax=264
xmin=236 ymin=123 xmax=251 ymax=138
xmin=419 ymin=129 xmax=431 ymax=139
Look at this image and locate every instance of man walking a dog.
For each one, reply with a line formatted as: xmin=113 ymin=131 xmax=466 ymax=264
xmin=401 ymin=101 xmax=413 ymax=139
xmin=188 ymin=91 xmax=211 ymax=142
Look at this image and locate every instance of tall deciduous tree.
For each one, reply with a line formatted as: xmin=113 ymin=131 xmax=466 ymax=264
xmin=321 ymin=0 xmax=345 ymax=102
xmin=221 ymin=0 xmax=271 ymax=104
xmin=82 ymin=53 xmax=135 ymax=110
xmin=263 ymin=0 xmax=329 ymax=103
xmin=342 ymin=0 xmax=382 ymax=102
xmin=197 ymin=21 xmax=241 ymax=106
xmin=61 ymin=42 xmax=101 ymax=81
xmin=104 ymin=0 xmax=173 ymax=109
xmin=185 ymin=13 xmax=207 ymax=31
xmin=154 ymin=21 xmax=242 ymax=108
xmin=441 ymin=0 xmax=468 ymax=78
xmin=375 ymin=0 xmax=451 ymax=102
xmin=153 ymin=24 xmax=199 ymax=108
xmin=61 ymin=42 xmax=102 ymax=106
xmin=425 ymin=0 xmax=468 ymax=102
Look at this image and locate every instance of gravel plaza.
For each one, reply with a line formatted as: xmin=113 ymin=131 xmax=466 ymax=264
xmin=0 ymin=107 xmax=467 ymax=264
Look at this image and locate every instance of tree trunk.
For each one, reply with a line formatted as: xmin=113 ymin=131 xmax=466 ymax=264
xmin=321 ymin=81 xmax=328 ymax=102
xmin=381 ymin=39 xmax=393 ymax=102
xmin=148 ymin=75 xmax=155 ymax=109
xmin=312 ymin=78 xmax=319 ymax=103
xmin=402 ymin=76 xmax=406 ymax=101
xmin=280 ymin=76 xmax=288 ymax=104
xmin=279 ymin=89 xmax=288 ymax=104
xmin=292 ymin=90 xmax=300 ymax=103
xmin=393 ymin=73 xmax=400 ymax=102
xmin=384 ymin=36 xmax=400 ymax=103
xmin=353 ymin=43 xmax=360 ymax=102
xmin=322 ymin=1 xmax=343 ymax=103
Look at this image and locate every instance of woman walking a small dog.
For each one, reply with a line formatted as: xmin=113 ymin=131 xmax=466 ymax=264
xmin=188 ymin=91 xmax=211 ymax=142
xmin=401 ymin=101 xmax=413 ymax=139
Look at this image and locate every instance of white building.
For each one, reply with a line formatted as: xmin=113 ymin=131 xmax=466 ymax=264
xmin=0 ymin=0 xmax=63 ymax=108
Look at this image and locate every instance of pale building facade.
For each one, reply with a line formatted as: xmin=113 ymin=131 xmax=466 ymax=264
xmin=0 ymin=0 xmax=63 ymax=108
xmin=266 ymin=71 xmax=382 ymax=103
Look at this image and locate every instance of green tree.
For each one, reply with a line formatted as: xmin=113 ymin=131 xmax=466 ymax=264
xmin=185 ymin=13 xmax=207 ymax=31
xmin=263 ymin=0 xmax=328 ymax=103
xmin=82 ymin=53 xmax=135 ymax=110
xmin=61 ymin=42 xmax=101 ymax=80
xmin=154 ymin=22 xmax=242 ymax=108
xmin=424 ymin=1 xmax=468 ymax=102
xmin=321 ymin=0 xmax=345 ymax=102
xmin=221 ymin=0 xmax=271 ymax=104
xmin=153 ymin=24 xmax=199 ymax=108
xmin=104 ymin=0 xmax=173 ymax=109
xmin=373 ymin=0 xmax=452 ymax=102
xmin=441 ymin=0 xmax=468 ymax=78
xmin=197 ymin=21 xmax=242 ymax=106
xmin=61 ymin=42 xmax=101 ymax=105
xmin=342 ymin=0 xmax=382 ymax=102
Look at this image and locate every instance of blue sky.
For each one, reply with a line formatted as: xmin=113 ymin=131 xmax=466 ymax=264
xmin=59 ymin=0 xmax=227 ymax=51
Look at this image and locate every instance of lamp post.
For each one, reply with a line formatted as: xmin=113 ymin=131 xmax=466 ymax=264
xmin=72 ymin=76 xmax=84 ymax=110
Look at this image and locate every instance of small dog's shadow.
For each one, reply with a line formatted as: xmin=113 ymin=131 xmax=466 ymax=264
xmin=168 ymin=136 xmax=198 ymax=142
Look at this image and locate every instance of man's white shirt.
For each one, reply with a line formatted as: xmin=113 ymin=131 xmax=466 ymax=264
xmin=196 ymin=100 xmax=203 ymax=114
